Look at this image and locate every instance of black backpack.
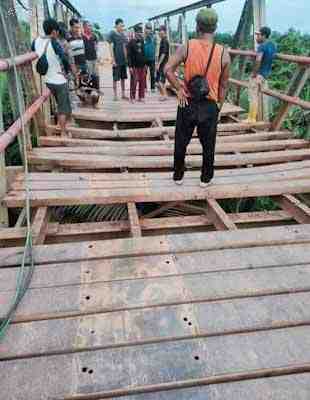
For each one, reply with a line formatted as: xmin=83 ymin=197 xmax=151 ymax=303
xmin=186 ymin=42 xmax=216 ymax=102
xmin=36 ymin=40 xmax=50 ymax=76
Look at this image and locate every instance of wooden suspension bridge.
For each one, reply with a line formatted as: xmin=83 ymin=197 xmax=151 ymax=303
xmin=1 ymin=0 xmax=310 ymax=399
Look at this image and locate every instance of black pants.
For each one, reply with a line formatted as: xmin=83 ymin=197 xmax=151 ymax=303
xmin=145 ymin=60 xmax=155 ymax=90
xmin=174 ymin=99 xmax=219 ymax=183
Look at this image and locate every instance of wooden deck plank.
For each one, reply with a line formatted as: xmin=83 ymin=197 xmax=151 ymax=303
xmin=1 ymin=224 xmax=310 ymax=268
xmin=1 ymin=292 xmax=309 ymax=360
xmin=1 ymin=327 xmax=310 ymax=399
xmin=33 ymin=138 xmax=309 ymax=156
xmin=2 ymin=264 xmax=310 ymax=322
xmin=5 ymin=179 xmax=310 ymax=207
xmin=40 ymin=131 xmax=293 ymax=148
xmin=13 ymin=160 xmax=310 ymax=181
xmin=10 ymin=166 xmax=310 ymax=191
xmin=2 ymin=241 xmax=310 ymax=290
xmin=102 ymin=374 xmax=310 ymax=400
xmin=27 ymin=148 xmax=310 ymax=170
xmin=46 ymin=122 xmax=273 ymax=140
xmin=72 ymin=103 xmax=243 ymax=123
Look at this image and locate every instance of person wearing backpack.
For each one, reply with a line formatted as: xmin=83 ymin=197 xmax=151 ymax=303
xmin=32 ymin=19 xmax=74 ymax=137
xmin=165 ymin=8 xmax=230 ymax=187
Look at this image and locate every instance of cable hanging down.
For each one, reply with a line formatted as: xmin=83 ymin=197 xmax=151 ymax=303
xmin=0 ymin=2 xmax=35 ymax=340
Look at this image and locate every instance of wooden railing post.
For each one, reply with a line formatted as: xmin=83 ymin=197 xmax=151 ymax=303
xmin=271 ymin=66 xmax=310 ymax=131
xmin=0 ymin=94 xmax=9 ymax=227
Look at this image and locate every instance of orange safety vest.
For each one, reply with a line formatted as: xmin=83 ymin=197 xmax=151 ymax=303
xmin=184 ymin=39 xmax=223 ymax=103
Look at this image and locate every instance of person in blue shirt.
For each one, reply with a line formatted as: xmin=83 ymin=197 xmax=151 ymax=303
xmin=247 ymin=26 xmax=277 ymax=122
xmin=144 ymin=23 xmax=156 ymax=92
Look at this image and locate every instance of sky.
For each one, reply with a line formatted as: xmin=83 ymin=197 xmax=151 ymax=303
xmin=71 ymin=0 xmax=310 ymax=34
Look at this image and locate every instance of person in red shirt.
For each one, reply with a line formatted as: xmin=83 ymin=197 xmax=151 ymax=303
xmin=127 ymin=25 xmax=147 ymax=103
xmin=83 ymin=21 xmax=98 ymax=76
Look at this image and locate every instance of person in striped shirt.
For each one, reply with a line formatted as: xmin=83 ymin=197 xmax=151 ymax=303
xmin=68 ymin=18 xmax=87 ymax=74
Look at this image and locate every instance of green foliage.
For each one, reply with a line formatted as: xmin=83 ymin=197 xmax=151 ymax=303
xmin=220 ymin=197 xmax=279 ymax=214
xmin=215 ymin=32 xmax=234 ymax=47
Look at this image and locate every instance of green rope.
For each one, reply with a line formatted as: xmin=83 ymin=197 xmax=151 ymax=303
xmin=0 ymin=2 xmax=35 ymax=340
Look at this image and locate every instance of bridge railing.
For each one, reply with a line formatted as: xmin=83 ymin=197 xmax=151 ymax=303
xmin=0 ymin=52 xmax=51 ymax=153
xmin=0 ymin=51 xmax=51 ymax=227
xmin=228 ymin=49 xmax=310 ymax=130
xmin=168 ymin=43 xmax=310 ymax=130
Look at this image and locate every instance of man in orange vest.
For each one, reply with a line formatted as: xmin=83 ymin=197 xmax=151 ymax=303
xmin=165 ymin=8 xmax=230 ymax=187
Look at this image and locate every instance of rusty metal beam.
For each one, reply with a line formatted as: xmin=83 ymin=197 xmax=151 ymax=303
xmin=149 ymin=0 xmax=225 ymax=21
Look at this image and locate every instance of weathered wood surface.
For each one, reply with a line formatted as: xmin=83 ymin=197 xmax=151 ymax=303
xmin=2 ymin=263 xmax=310 ymax=322
xmin=1 ymin=326 xmax=310 ymax=399
xmin=26 ymin=147 xmax=310 ymax=170
xmin=1 ymin=292 xmax=309 ymax=360
xmin=205 ymin=198 xmax=238 ymax=230
xmin=32 ymin=138 xmax=309 ymax=156
xmin=2 ymin=224 xmax=310 ymax=268
xmin=274 ymin=194 xmax=310 ymax=224
xmin=2 ymin=241 xmax=310 ymax=290
xmin=45 ymin=122 xmax=276 ymax=140
xmin=0 ymin=210 xmax=293 ymax=244
xmin=102 ymin=374 xmax=310 ymax=400
xmin=72 ymin=102 xmax=244 ymax=123
xmin=4 ymin=160 xmax=310 ymax=207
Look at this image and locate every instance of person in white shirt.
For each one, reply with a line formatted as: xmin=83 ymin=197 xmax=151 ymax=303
xmin=32 ymin=19 xmax=73 ymax=137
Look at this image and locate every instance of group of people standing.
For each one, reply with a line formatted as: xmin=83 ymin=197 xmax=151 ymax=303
xmin=108 ymin=19 xmax=170 ymax=102
xmin=32 ymin=17 xmax=99 ymax=137
xmin=32 ymin=8 xmax=276 ymax=188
